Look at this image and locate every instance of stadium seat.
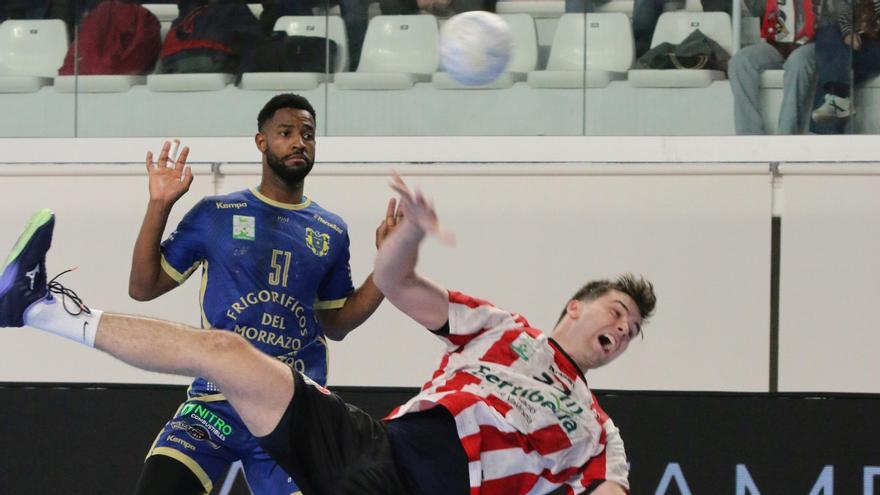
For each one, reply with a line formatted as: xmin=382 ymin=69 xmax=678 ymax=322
xmin=334 ymin=15 xmax=439 ymax=90
xmin=496 ymin=1 xmax=565 ymax=17
xmin=759 ymin=69 xmax=783 ymax=89
xmin=494 ymin=0 xmax=691 ymax=18
xmin=54 ymin=75 xmax=147 ymax=93
xmin=432 ymin=13 xmax=538 ymax=90
xmin=240 ymin=15 xmax=349 ymax=91
xmin=0 ymin=20 xmax=68 ymax=93
xmin=527 ymin=13 xmax=634 ymax=89
xmin=627 ymin=11 xmax=732 ymax=88
xmin=142 ymin=3 xmax=177 ymax=40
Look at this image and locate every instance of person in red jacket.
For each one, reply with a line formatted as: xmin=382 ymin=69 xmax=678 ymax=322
xmin=728 ymin=0 xmax=818 ymax=134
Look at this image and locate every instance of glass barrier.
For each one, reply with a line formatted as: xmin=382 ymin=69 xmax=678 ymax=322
xmin=0 ymin=0 xmax=874 ymax=137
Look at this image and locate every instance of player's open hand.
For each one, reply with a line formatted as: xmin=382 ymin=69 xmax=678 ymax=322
xmin=389 ymin=172 xmax=455 ymax=244
xmin=146 ymin=140 xmax=193 ymax=205
xmin=375 ymin=198 xmax=401 ymax=249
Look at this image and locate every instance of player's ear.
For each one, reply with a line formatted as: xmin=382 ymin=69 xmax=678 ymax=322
xmin=255 ymin=132 xmax=267 ymax=153
xmin=566 ymin=299 xmax=582 ymax=320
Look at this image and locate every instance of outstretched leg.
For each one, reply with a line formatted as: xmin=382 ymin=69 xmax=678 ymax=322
xmin=0 ymin=209 xmax=293 ymax=439
xmin=94 ymin=314 xmax=293 ymax=437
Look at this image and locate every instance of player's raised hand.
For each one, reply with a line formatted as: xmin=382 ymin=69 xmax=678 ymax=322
xmin=145 ymin=139 xmax=193 ymax=205
xmin=389 ymin=172 xmax=454 ymax=244
xmin=375 ymin=198 xmax=401 ymax=249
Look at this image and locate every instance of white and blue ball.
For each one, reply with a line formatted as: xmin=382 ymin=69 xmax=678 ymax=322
xmin=440 ymin=11 xmax=512 ymax=86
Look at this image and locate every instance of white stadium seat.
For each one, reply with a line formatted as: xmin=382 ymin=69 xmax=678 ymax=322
xmin=334 ymin=15 xmax=439 ymax=90
xmin=627 ymin=11 xmax=732 ymax=88
xmin=760 ymin=69 xmax=784 ymax=88
xmin=240 ymin=15 xmax=349 ymax=91
xmin=54 ymin=75 xmax=147 ymax=93
xmin=142 ymin=3 xmax=178 ymax=40
xmin=147 ymin=72 xmax=235 ymax=92
xmin=0 ymin=20 xmax=68 ymax=93
xmin=495 ymin=0 xmax=636 ymax=17
xmin=496 ymin=1 xmax=565 ymax=17
xmin=527 ymin=13 xmax=634 ymax=89
xmin=432 ymin=13 xmax=538 ymax=90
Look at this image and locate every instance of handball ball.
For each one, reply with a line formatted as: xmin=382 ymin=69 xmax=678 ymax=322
xmin=440 ymin=11 xmax=513 ymax=86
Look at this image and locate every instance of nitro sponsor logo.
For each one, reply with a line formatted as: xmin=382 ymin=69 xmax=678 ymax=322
xmin=216 ymin=202 xmax=248 ymax=209
xmin=179 ymin=403 xmax=234 ymax=440
xmin=471 ymin=365 xmax=585 ymax=433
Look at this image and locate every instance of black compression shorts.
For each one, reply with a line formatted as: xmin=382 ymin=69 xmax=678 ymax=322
xmin=256 ymin=369 xmax=412 ymax=495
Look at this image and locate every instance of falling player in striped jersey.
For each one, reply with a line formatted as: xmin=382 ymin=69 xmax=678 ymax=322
xmin=0 ymin=175 xmax=655 ymax=495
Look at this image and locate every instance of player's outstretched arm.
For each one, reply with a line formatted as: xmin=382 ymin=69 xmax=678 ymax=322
xmin=374 ymin=174 xmax=449 ymax=331
xmin=129 ymin=140 xmax=193 ymax=301
xmin=317 ymin=198 xmax=401 ymax=340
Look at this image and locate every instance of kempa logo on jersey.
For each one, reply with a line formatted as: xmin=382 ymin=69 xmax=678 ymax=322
xmin=233 ymin=215 xmax=256 ymax=241
xmin=179 ymin=403 xmax=234 ymax=440
xmin=471 ymin=365 xmax=585 ymax=433
xmin=305 ymin=227 xmax=330 ymax=256
xmin=216 ymin=202 xmax=248 ymax=209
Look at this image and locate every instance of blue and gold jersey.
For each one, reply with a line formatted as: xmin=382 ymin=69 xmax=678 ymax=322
xmin=161 ymin=188 xmax=354 ymax=396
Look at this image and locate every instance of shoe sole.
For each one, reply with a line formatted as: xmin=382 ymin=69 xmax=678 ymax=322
xmin=0 ymin=208 xmax=54 ymax=297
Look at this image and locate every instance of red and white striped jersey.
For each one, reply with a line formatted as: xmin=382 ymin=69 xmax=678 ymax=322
xmin=386 ymin=291 xmax=629 ymax=495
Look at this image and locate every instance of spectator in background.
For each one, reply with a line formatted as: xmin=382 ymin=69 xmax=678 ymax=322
xmin=810 ymin=0 xmax=880 ymax=133
xmin=727 ymin=0 xmax=817 ymax=134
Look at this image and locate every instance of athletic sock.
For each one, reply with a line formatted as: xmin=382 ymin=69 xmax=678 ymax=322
xmin=23 ymin=296 xmax=103 ymax=347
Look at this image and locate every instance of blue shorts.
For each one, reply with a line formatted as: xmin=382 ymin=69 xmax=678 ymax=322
xmin=147 ymin=399 xmax=300 ymax=495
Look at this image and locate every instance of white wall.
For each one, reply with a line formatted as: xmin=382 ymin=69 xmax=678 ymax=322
xmin=0 ymin=137 xmax=876 ymax=393
xmin=777 ymin=165 xmax=880 ymax=394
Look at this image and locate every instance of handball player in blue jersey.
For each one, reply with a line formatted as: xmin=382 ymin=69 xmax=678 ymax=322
xmin=127 ymin=94 xmax=398 ymax=495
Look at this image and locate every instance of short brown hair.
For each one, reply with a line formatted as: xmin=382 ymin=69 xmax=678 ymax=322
xmin=556 ymin=274 xmax=656 ymax=326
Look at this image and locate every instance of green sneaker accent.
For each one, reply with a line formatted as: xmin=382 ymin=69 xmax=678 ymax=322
xmin=4 ymin=209 xmax=54 ymax=268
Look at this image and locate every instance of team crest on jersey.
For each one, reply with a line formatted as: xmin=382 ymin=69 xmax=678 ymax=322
xmin=511 ymin=332 xmax=539 ymax=361
xmin=233 ymin=215 xmax=255 ymax=241
xmin=305 ymin=228 xmax=330 ymax=256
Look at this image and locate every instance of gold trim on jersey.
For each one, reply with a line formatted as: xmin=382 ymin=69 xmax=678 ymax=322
xmin=185 ymin=392 xmax=229 ymax=403
xmin=199 ymin=260 xmax=210 ymax=329
xmin=314 ymin=297 xmax=347 ymax=310
xmin=250 ymin=187 xmax=312 ymax=210
xmin=161 ymin=255 xmax=201 ymax=284
xmin=149 ymin=447 xmax=212 ymax=494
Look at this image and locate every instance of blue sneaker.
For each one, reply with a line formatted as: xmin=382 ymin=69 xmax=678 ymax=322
xmin=0 ymin=209 xmax=55 ymax=327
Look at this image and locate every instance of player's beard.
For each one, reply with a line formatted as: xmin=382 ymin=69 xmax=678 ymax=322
xmin=266 ymin=149 xmax=314 ymax=186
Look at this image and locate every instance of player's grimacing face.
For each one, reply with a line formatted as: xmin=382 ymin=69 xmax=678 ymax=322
xmin=572 ymin=290 xmax=642 ymax=369
xmin=259 ymin=108 xmax=316 ymax=184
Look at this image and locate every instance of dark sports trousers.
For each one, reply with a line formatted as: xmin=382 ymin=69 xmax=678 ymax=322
xmin=258 ymin=369 xmax=470 ymax=495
